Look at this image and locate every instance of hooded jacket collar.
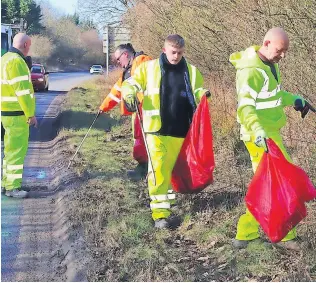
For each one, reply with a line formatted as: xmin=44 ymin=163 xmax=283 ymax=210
xmin=9 ymin=47 xmax=25 ymax=59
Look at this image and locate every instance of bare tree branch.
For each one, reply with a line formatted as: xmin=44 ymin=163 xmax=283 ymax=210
xmin=78 ymin=0 xmax=134 ymax=25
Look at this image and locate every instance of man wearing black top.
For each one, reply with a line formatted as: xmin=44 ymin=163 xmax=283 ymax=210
xmin=122 ymin=34 xmax=210 ymax=228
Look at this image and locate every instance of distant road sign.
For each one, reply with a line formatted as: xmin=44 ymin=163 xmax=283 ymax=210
xmin=103 ymin=25 xmax=130 ymax=54
xmin=103 ymin=24 xmax=131 ymax=76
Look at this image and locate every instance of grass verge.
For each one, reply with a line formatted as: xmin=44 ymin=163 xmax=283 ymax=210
xmin=60 ymin=74 xmax=316 ymax=282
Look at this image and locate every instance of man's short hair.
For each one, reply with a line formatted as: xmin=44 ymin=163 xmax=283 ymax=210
xmin=116 ymin=43 xmax=135 ymax=56
xmin=165 ymin=34 xmax=185 ymax=48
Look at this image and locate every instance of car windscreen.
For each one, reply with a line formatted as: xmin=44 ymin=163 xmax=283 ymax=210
xmin=92 ymin=66 xmax=102 ymax=69
xmin=1 ymin=33 xmax=9 ymax=54
xmin=31 ymin=66 xmax=42 ymax=73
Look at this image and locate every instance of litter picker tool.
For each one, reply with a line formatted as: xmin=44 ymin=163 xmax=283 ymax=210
xmin=67 ymin=111 xmax=100 ymax=169
xmin=308 ymin=102 xmax=316 ymax=113
xmin=295 ymin=99 xmax=316 ymax=118
xmin=135 ymin=100 xmax=156 ymax=186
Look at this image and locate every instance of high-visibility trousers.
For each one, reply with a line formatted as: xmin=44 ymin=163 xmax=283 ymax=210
xmin=236 ymin=132 xmax=296 ymax=241
xmin=146 ymin=134 xmax=184 ymax=221
xmin=1 ymin=115 xmax=29 ymax=191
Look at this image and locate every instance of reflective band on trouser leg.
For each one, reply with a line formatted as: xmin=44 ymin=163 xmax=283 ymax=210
xmin=168 ymin=188 xmax=176 ymax=205
xmin=147 ymin=134 xmax=184 ymax=220
xmin=2 ymin=159 xmax=7 ymax=189
xmin=2 ymin=115 xmax=29 ymax=190
xmin=236 ymin=132 xmax=296 ymax=241
xmin=150 ymin=193 xmax=176 ymax=201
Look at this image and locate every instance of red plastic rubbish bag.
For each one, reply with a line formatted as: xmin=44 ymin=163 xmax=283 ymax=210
xmin=171 ymin=95 xmax=215 ymax=193
xmin=133 ymin=111 xmax=148 ymax=164
xmin=246 ymin=139 xmax=316 ymax=243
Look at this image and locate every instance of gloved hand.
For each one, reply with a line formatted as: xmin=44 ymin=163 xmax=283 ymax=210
xmin=294 ymin=98 xmax=314 ymax=118
xmin=254 ymin=129 xmax=268 ymax=152
xmin=124 ymin=96 xmax=139 ymax=113
xmin=204 ymin=91 xmax=211 ymax=98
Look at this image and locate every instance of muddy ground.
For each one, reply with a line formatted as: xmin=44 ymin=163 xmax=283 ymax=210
xmin=1 ymin=74 xmax=93 ymax=282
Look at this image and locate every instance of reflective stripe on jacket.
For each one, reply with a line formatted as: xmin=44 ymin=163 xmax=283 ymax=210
xmin=121 ymin=58 xmax=207 ymax=133
xmin=1 ymin=51 xmax=35 ymax=118
xmin=229 ymin=45 xmax=301 ymax=135
xmin=99 ymin=54 xmax=152 ymax=115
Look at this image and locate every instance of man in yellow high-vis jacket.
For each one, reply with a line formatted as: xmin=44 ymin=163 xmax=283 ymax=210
xmin=229 ymin=27 xmax=313 ymax=250
xmin=122 ymin=34 xmax=210 ymax=228
xmin=1 ymin=33 xmax=37 ymax=198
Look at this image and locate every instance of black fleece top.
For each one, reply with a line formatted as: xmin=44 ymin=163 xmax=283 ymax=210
xmin=9 ymin=47 xmax=25 ymax=59
xmin=158 ymin=53 xmax=194 ymax=138
xmin=122 ymin=51 xmax=144 ymax=81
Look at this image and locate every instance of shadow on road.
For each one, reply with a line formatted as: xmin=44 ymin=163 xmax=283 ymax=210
xmin=35 ymin=90 xmax=67 ymax=95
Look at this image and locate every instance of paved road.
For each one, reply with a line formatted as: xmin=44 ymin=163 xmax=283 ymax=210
xmin=35 ymin=71 xmax=93 ymax=116
xmin=49 ymin=71 xmax=94 ymax=92
xmin=1 ymin=71 xmax=93 ymax=281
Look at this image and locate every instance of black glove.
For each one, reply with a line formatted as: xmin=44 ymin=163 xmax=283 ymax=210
xmin=124 ymin=98 xmax=140 ymax=113
xmin=294 ymin=98 xmax=313 ymax=118
xmin=204 ymin=91 xmax=211 ymax=98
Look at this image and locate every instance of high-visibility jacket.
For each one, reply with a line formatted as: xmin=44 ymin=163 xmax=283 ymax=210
xmin=121 ymin=58 xmax=207 ymax=133
xmin=1 ymin=50 xmax=35 ymax=118
xmin=229 ymin=45 xmax=301 ymax=139
xmin=99 ymin=53 xmax=152 ymax=115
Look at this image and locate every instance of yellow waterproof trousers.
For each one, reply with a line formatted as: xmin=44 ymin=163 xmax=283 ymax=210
xmin=146 ymin=134 xmax=184 ymax=220
xmin=236 ymin=132 xmax=296 ymax=241
xmin=1 ymin=116 xmax=29 ymax=191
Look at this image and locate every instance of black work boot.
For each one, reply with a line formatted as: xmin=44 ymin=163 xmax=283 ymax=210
xmin=154 ymin=219 xmax=169 ymax=229
xmin=5 ymin=188 xmax=28 ymax=199
xmin=154 ymin=215 xmax=181 ymax=230
xmin=127 ymin=162 xmax=148 ymax=181
xmin=232 ymin=239 xmax=249 ymax=249
xmin=273 ymin=240 xmax=300 ymax=251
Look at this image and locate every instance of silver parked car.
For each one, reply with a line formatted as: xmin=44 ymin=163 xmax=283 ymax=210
xmin=89 ymin=65 xmax=104 ymax=74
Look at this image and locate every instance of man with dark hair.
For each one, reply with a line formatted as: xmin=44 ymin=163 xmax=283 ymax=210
xmin=122 ymin=34 xmax=211 ymax=228
xmin=99 ymin=43 xmax=152 ymax=181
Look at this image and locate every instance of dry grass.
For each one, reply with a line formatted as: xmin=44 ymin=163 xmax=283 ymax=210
xmin=59 ymin=70 xmax=316 ymax=281
xmin=125 ymin=0 xmax=316 ymax=182
xmin=59 ymin=3 xmax=316 ymax=279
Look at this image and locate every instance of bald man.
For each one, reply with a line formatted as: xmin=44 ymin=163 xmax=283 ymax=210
xmin=229 ymin=27 xmax=312 ymax=250
xmin=1 ymin=33 xmax=37 ymax=198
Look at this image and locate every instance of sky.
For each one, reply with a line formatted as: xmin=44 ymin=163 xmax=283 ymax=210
xmin=46 ymin=0 xmax=78 ymax=15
